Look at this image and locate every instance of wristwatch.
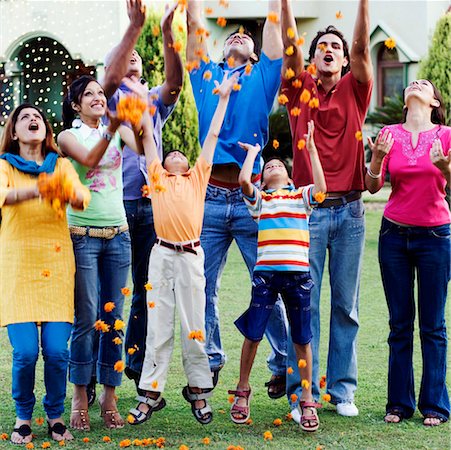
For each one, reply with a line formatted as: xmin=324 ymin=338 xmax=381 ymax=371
xmin=103 ymin=130 xmax=113 ymax=142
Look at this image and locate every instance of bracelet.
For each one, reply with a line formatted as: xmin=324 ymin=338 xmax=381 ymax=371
xmin=103 ymin=130 xmax=113 ymax=142
xmin=367 ymin=167 xmax=381 ymax=179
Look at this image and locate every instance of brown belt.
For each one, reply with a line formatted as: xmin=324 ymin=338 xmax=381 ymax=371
xmin=317 ymin=191 xmax=362 ymax=208
xmin=69 ymin=224 xmax=129 ymax=239
xmin=156 ymin=238 xmax=200 ymax=255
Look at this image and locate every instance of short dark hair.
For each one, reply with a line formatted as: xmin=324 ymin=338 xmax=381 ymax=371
xmin=402 ymin=79 xmax=446 ymax=125
xmin=224 ymin=26 xmax=260 ymax=61
xmin=308 ymin=25 xmax=350 ymax=77
xmin=162 ymin=150 xmax=189 ymax=167
xmin=262 ymin=156 xmax=290 ymax=182
xmin=62 ymin=75 xmax=99 ymax=129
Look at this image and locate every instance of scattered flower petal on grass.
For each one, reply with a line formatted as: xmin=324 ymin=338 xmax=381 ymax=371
xmin=202 ymin=437 xmax=210 ymax=445
xmin=0 ymin=433 xmax=8 ymax=440
xmin=82 ymin=437 xmax=90 ymax=443
xmin=286 ymin=412 xmax=293 ymax=421
xmin=119 ymin=439 xmax=131 ymax=448
xmin=58 ymin=441 xmax=65 ymax=447
xmin=25 ymin=444 xmax=34 ymax=450
xmin=41 ymin=442 xmax=51 ymax=449
xmin=35 ymin=417 xmax=44 ymax=426
xmin=273 ymin=418 xmax=282 ymax=426
xmin=263 ymin=430 xmax=273 ymax=441
xmin=179 ymin=445 xmax=189 ymax=450
xmin=102 ymin=436 xmax=111 ymax=442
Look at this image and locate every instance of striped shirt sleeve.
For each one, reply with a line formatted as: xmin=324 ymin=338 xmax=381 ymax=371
xmin=242 ymin=185 xmax=262 ymax=221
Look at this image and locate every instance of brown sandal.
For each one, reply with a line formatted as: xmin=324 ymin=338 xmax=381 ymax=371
xmin=101 ymin=409 xmax=125 ymax=429
xmin=70 ymin=409 xmax=90 ymax=431
xmin=299 ymin=401 xmax=322 ymax=432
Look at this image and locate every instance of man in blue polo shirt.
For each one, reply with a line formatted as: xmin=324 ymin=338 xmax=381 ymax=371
xmin=104 ymin=3 xmax=183 ymax=395
xmin=186 ymin=0 xmax=288 ymax=395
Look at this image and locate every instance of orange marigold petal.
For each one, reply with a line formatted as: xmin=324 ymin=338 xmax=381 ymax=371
xmin=217 ymin=17 xmax=227 ymax=27
xmin=273 ymin=418 xmax=282 ymax=426
xmin=114 ymin=360 xmax=125 ymax=372
xmin=278 ymin=94 xmax=289 ymax=105
xmin=323 ymin=393 xmax=331 ymax=402
xmin=298 ymin=358 xmax=307 ymax=368
xmin=267 ymin=11 xmax=279 ymax=23
xmin=287 ymin=366 xmax=294 ymax=375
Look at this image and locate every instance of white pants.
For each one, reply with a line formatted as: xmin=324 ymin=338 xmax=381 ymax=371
xmin=139 ymin=243 xmax=213 ymax=392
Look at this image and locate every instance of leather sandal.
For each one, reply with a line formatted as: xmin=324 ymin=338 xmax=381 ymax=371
xmin=228 ymin=388 xmax=252 ymax=424
xmin=265 ymin=374 xmax=286 ymax=399
xmin=384 ymin=408 xmax=404 ymax=424
xmin=298 ymin=400 xmax=322 ymax=432
xmin=128 ymin=394 xmax=166 ymax=425
xmin=182 ymin=386 xmax=213 ymax=425
xmin=100 ymin=409 xmax=124 ymax=429
xmin=70 ymin=409 xmax=90 ymax=431
xmin=423 ymin=413 xmax=447 ymax=426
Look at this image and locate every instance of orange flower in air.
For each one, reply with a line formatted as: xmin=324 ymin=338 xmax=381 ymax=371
xmin=114 ymin=360 xmax=125 ymax=372
xmin=336 ymin=10 xmax=343 ymax=19
xmin=278 ymin=94 xmax=289 ymax=105
xmin=116 ymin=96 xmax=147 ymax=127
xmin=114 ymin=319 xmax=125 ymax=331
xmin=54 ymin=243 xmax=61 ymax=253
xmin=285 ymin=46 xmax=294 ymax=56
xmin=317 ymin=43 xmax=327 ymax=53
xmin=188 ymin=330 xmax=205 ymax=341
xmin=35 ymin=417 xmax=44 ymax=426
xmin=112 ymin=337 xmax=122 ymax=345
xmin=82 ymin=437 xmax=90 ymax=443
xmin=273 ymin=139 xmax=280 ymax=149
xmin=152 ymin=25 xmax=160 ymax=37
xmin=127 ymin=347 xmax=137 ymax=355
xmin=202 ymin=437 xmax=210 ymax=445
xmin=119 ymin=439 xmax=131 ymax=448
xmin=233 ymin=83 xmax=241 ymax=91
xmin=204 ymin=7 xmax=213 ymax=14
xmin=285 ymin=67 xmax=295 ymax=79
xmin=296 ymin=37 xmax=305 ymax=46
xmin=152 ymin=380 xmax=159 ymax=389
xmin=142 ymin=184 xmax=151 ymax=197
xmin=290 ymin=393 xmax=298 ymax=403
xmin=219 ymin=0 xmax=229 ymax=7
xmin=301 ymin=379 xmax=310 ymax=389
xmin=121 ymin=287 xmax=131 ymax=296
xmin=298 ymin=358 xmax=307 ymax=368
xmin=42 ymin=442 xmax=51 ymax=449
xmin=314 ymin=192 xmax=326 ymax=203
xmin=292 ymin=79 xmax=302 ymax=89
xmin=102 ymin=436 xmax=111 ymax=442
xmin=290 ymin=107 xmax=301 ymax=117
xmin=268 ymin=11 xmax=279 ymax=23
xmin=300 ymin=89 xmax=311 ymax=104
xmin=323 ymin=393 xmax=331 ymax=402
xmin=309 ymin=98 xmax=320 ymax=108
xmin=355 ymin=131 xmax=363 ymax=141
xmin=287 ymin=27 xmax=295 ymax=39
xmin=217 ymin=17 xmax=227 ymax=27
xmin=287 ymin=366 xmax=294 ymax=375
xmin=227 ymin=56 xmax=235 ymax=68
xmin=263 ymin=430 xmax=273 ymax=441
xmin=154 ymin=184 xmax=167 ymax=193
xmin=145 ymin=282 xmax=153 ymax=291
xmin=245 ymin=64 xmax=252 ymax=75
xmin=307 ymin=63 xmax=317 ymax=75
xmin=104 ymin=302 xmax=115 ymax=313
xmin=42 ymin=270 xmax=51 ymax=278
xmin=0 ymin=433 xmax=8 ymax=441
xmin=94 ymin=320 xmax=110 ymax=333
xmin=273 ymin=418 xmax=282 ymax=426
xmin=172 ymin=41 xmax=183 ymax=53
xmin=202 ymin=55 xmax=211 ymax=64
xmin=149 ymin=105 xmax=157 ymax=116
xmin=177 ymin=0 xmax=187 ymax=11
xmin=203 ymin=71 xmax=212 ymax=81
xmin=148 ymin=301 xmax=155 ymax=308
xmin=384 ymin=37 xmax=396 ymax=50
xmin=297 ymin=139 xmax=306 ymax=150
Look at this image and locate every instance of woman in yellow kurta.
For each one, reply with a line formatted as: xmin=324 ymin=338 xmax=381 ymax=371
xmin=0 ymin=104 xmax=90 ymax=445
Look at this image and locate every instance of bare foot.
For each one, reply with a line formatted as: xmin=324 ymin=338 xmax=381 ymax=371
xmin=70 ymin=385 xmax=90 ymax=431
xmin=99 ymin=386 xmax=124 ymax=429
xmin=384 ymin=413 xmax=401 ymax=423
xmin=11 ymin=419 xmax=32 ymax=445
xmin=424 ymin=416 xmax=445 ymax=426
xmin=47 ymin=417 xmax=74 ymax=442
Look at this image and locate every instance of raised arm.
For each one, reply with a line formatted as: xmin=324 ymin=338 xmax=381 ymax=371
xmin=350 ymin=0 xmax=372 ymax=83
xmin=262 ymin=0 xmax=283 ymax=60
xmin=160 ymin=2 xmax=184 ymax=105
xmin=238 ymin=143 xmax=261 ymax=197
xmin=140 ymin=110 xmax=158 ymax=167
xmin=305 ymin=121 xmax=327 ymax=195
xmin=186 ymin=0 xmax=208 ymax=63
xmin=102 ymin=0 xmax=146 ymax=98
xmin=281 ymin=0 xmax=303 ymax=78
xmin=201 ymin=73 xmax=238 ymax=164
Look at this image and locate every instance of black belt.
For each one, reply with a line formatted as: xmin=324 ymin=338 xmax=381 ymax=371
xmin=157 ymin=238 xmax=201 ymax=255
xmin=317 ymin=191 xmax=362 ymax=208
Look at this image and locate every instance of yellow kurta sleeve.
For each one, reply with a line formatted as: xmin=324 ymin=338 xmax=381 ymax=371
xmin=0 ymin=159 xmax=12 ymax=207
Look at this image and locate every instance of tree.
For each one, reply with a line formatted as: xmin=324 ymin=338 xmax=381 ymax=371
xmin=418 ymin=11 xmax=451 ymax=125
xmin=135 ymin=8 xmax=200 ymax=163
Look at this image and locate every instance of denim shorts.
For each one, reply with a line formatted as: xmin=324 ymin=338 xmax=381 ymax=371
xmin=235 ymin=271 xmax=313 ymax=345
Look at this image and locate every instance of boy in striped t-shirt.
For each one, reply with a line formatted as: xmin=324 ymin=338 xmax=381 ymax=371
xmin=228 ymin=121 xmax=326 ymax=432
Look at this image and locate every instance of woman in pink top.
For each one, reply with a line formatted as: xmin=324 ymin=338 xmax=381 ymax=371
xmin=366 ymin=79 xmax=450 ymax=427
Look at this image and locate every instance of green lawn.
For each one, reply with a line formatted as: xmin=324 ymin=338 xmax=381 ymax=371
xmin=0 ymin=209 xmax=449 ymax=449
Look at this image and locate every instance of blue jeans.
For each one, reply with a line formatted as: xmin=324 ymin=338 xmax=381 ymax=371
xmin=7 ymin=322 xmax=72 ymax=420
xmin=201 ymin=184 xmax=288 ymax=374
xmin=287 ymin=199 xmax=365 ymax=404
xmin=124 ymin=199 xmax=156 ymax=376
xmin=379 ymin=217 xmax=450 ymax=420
xmin=69 ymin=231 xmax=131 ymax=386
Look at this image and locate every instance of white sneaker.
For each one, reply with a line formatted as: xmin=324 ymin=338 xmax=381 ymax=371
xmin=336 ymin=401 xmax=359 ymax=417
xmin=291 ymin=408 xmax=301 ymax=424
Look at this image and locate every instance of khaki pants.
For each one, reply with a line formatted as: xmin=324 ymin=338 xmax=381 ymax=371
xmin=139 ymin=243 xmax=213 ymax=392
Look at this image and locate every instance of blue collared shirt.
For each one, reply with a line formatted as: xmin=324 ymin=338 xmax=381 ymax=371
xmin=107 ymin=82 xmax=176 ymax=200
xmin=190 ymin=53 xmax=282 ymax=174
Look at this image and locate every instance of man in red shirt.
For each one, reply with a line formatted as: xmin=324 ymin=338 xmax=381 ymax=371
xmin=280 ymin=0 xmax=373 ymax=418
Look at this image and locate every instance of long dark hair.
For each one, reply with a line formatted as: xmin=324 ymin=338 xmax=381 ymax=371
xmin=0 ymin=103 xmax=59 ymax=156
xmin=402 ymin=80 xmax=446 ymax=125
xmin=62 ymin=75 xmax=98 ymax=129
xmin=308 ymin=25 xmax=350 ymax=77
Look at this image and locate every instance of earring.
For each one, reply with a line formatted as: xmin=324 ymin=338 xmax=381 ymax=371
xmin=72 ymin=114 xmax=82 ymax=128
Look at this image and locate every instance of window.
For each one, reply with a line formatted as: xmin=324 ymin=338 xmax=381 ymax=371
xmin=377 ymin=46 xmax=404 ymax=106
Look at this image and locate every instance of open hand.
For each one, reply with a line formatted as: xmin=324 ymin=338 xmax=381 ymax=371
xmin=430 ymin=139 xmax=451 ymax=171
xmin=214 ymin=72 xmax=239 ymax=98
xmin=304 ymin=120 xmax=317 ymax=153
xmin=122 ymin=76 xmax=149 ymax=101
xmin=367 ymin=128 xmax=393 ymax=162
xmin=238 ymin=142 xmax=261 ymax=155
xmin=161 ymin=2 xmax=178 ymax=32
xmin=127 ymin=0 xmax=146 ymax=28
